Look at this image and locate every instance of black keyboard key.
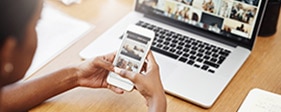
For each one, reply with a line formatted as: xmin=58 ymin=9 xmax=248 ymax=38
xmin=165 ymin=37 xmax=172 ymax=41
xmin=191 ymin=46 xmax=198 ymax=50
xmin=212 ymin=48 xmax=219 ymax=53
xmin=210 ymin=58 xmax=217 ymax=63
xmin=157 ymin=39 xmax=163 ymax=43
xmin=170 ymin=34 xmax=176 ymax=38
xmin=156 ymin=43 xmax=163 ymax=48
xmin=175 ymin=34 xmax=182 ymax=38
xmin=203 ymin=55 xmax=210 ymax=60
xmin=169 ymin=48 xmax=176 ymax=52
xmin=201 ymin=65 xmax=209 ymax=70
xmin=185 ymin=39 xmax=192 ymax=43
xmin=183 ymin=53 xmax=189 ymax=57
xmin=196 ymin=53 xmax=203 ymax=57
xmin=225 ymin=50 xmax=231 ymax=54
xmin=189 ymin=56 xmax=196 ymax=60
xmin=183 ymin=48 xmax=189 ymax=52
xmin=176 ymin=46 xmax=183 ymax=50
xmin=210 ymin=45 xmax=216 ymax=48
xmin=178 ymin=37 xmax=185 ymax=41
xmin=205 ymin=46 xmax=211 ymax=50
xmin=219 ymin=56 xmax=226 ymax=60
xmin=198 ymin=49 xmax=205 ymax=53
xmin=208 ymin=69 xmax=215 ymax=73
xmin=155 ymin=33 xmax=160 ymax=37
xmin=206 ymin=51 xmax=212 ymax=55
xmin=185 ymin=44 xmax=191 ymax=48
xmin=218 ymin=56 xmax=226 ymax=64
xmin=219 ymin=51 xmax=230 ymax=56
xmin=183 ymin=36 xmax=189 ymax=39
xmin=153 ymin=28 xmax=159 ymax=32
xmin=163 ymin=46 xmax=169 ymax=50
xmin=172 ymin=39 xmax=178 ymax=43
xmin=204 ymin=61 xmax=219 ymax=68
xmin=160 ymin=30 xmax=165 ymax=34
xmin=218 ymin=59 xmax=224 ymax=64
xmin=179 ymin=57 xmax=188 ymax=63
xmin=212 ymin=53 xmax=219 ymax=58
xmin=163 ymin=41 xmax=170 ymax=45
xmin=179 ymin=42 xmax=185 ymax=46
xmin=198 ymin=44 xmax=205 ymax=48
xmin=196 ymin=58 xmax=204 ymax=63
xmin=190 ymin=50 xmax=196 ymax=55
xmin=159 ymin=35 xmax=165 ymax=39
xmin=187 ymin=60 xmax=195 ymax=65
xmin=151 ymin=47 xmax=179 ymax=59
xmin=170 ymin=44 xmax=176 ymax=47
xmin=176 ymin=51 xmax=183 ymax=55
xmin=136 ymin=22 xmax=142 ymax=26
xmin=194 ymin=64 xmax=200 ymax=68
xmin=152 ymin=42 xmax=157 ymax=45
xmin=165 ymin=33 xmax=172 ymax=37
xmin=163 ymin=46 xmax=170 ymax=50
xmin=191 ymin=42 xmax=198 ymax=46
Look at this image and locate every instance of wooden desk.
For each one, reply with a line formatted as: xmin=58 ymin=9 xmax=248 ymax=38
xmin=29 ymin=0 xmax=281 ymax=111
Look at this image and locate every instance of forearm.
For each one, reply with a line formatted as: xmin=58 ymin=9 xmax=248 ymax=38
xmin=0 ymin=67 xmax=78 ymax=112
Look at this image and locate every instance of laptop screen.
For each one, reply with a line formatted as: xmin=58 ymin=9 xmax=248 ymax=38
xmin=135 ymin=0 xmax=267 ymax=50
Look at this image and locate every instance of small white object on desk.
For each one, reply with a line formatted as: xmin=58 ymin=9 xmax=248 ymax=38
xmin=238 ymin=88 xmax=281 ymax=112
xmin=61 ymin=0 xmax=81 ymax=5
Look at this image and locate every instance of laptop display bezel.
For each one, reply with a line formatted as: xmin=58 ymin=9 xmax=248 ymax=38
xmin=134 ymin=0 xmax=268 ymax=50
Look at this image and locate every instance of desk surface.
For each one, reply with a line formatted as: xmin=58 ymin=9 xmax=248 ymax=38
xmin=29 ymin=0 xmax=281 ymax=112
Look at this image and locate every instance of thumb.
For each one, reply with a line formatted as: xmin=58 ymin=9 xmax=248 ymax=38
xmin=97 ymin=58 xmax=114 ymax=71
xmin=113 ymin=67 xmax=136 ymax=83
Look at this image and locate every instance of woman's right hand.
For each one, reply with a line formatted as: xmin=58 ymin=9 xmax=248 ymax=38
xmin=113 ymin=51 xmax=167 ymax=112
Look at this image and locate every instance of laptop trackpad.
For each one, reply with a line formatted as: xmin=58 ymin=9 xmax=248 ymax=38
xmin=153 ymin=52 xmax=178 ymax=82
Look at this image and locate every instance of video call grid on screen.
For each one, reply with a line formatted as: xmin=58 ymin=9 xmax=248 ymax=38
xmin=139 ymin=0 xmax=261 ymax=39
xmin=113 ymin=31 xmax=152 ymax=73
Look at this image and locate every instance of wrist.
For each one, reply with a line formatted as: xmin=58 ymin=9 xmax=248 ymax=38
xmin=147 ymin=92 xmax=167 ymax=112
xmin=65 ymin=66 xmax=80 ymax=88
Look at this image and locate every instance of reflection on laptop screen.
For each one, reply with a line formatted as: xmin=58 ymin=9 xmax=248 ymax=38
xmin=137 ymin=0 xmax=261 ymax=40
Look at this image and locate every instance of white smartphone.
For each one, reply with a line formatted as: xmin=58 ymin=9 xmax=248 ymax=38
xmin=106 ymin=25 xmax=155 ymax=91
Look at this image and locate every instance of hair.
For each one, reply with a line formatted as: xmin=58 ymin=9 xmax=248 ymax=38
xmin=0 ymin=0 xmax=39 ymax=48
xmin=192 ymin=13 xmax=199 ymax=21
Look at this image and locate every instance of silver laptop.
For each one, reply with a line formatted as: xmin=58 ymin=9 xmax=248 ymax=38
xmin=79 ymin=0 xmax=267 ymax=108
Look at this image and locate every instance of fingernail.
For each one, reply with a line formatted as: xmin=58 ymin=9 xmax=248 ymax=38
xmin=114 ymin=67 xmax=122 ymax=73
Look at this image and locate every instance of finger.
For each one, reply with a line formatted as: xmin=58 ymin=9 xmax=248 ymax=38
xmin=146 ymin=51 xmax=156 ymax=64
xmin=141 ymin=61 xmax=147 ymax=72
xmin=146 ymin=51 xmax=159 ymax=70
xmin=107 ymin=85 xmax=124 ymax=94
xmin=104 ymin=52 xmax=117 ymax=63
xmin=99 ymin=51 xmax=117 ymax=71
xmin=94 ymin=56 xmax=115 ymax=72
xmin=113 ymin=67 xmax=137 ymax=83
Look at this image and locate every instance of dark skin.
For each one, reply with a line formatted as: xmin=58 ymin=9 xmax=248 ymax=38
xmin=0 ymin=1 xmax=166 ymax=112
xmin=115 ymin=51 xmax=166 ymax=112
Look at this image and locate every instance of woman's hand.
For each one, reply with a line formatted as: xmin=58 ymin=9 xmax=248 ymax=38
xmin=75 ymin=52 xmax=124 ymax=94
xmin=114 ymin=51 xmax=167 ymax=112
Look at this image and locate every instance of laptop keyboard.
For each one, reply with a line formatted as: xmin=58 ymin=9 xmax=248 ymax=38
xmin=135 ymin=21 xmax=231 ymax=73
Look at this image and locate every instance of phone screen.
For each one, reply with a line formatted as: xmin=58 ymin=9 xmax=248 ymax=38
xmin=114 ymin=31 xmax=152 ymax=73
xmin=107 ymin=26 xmax=154 ymax=91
